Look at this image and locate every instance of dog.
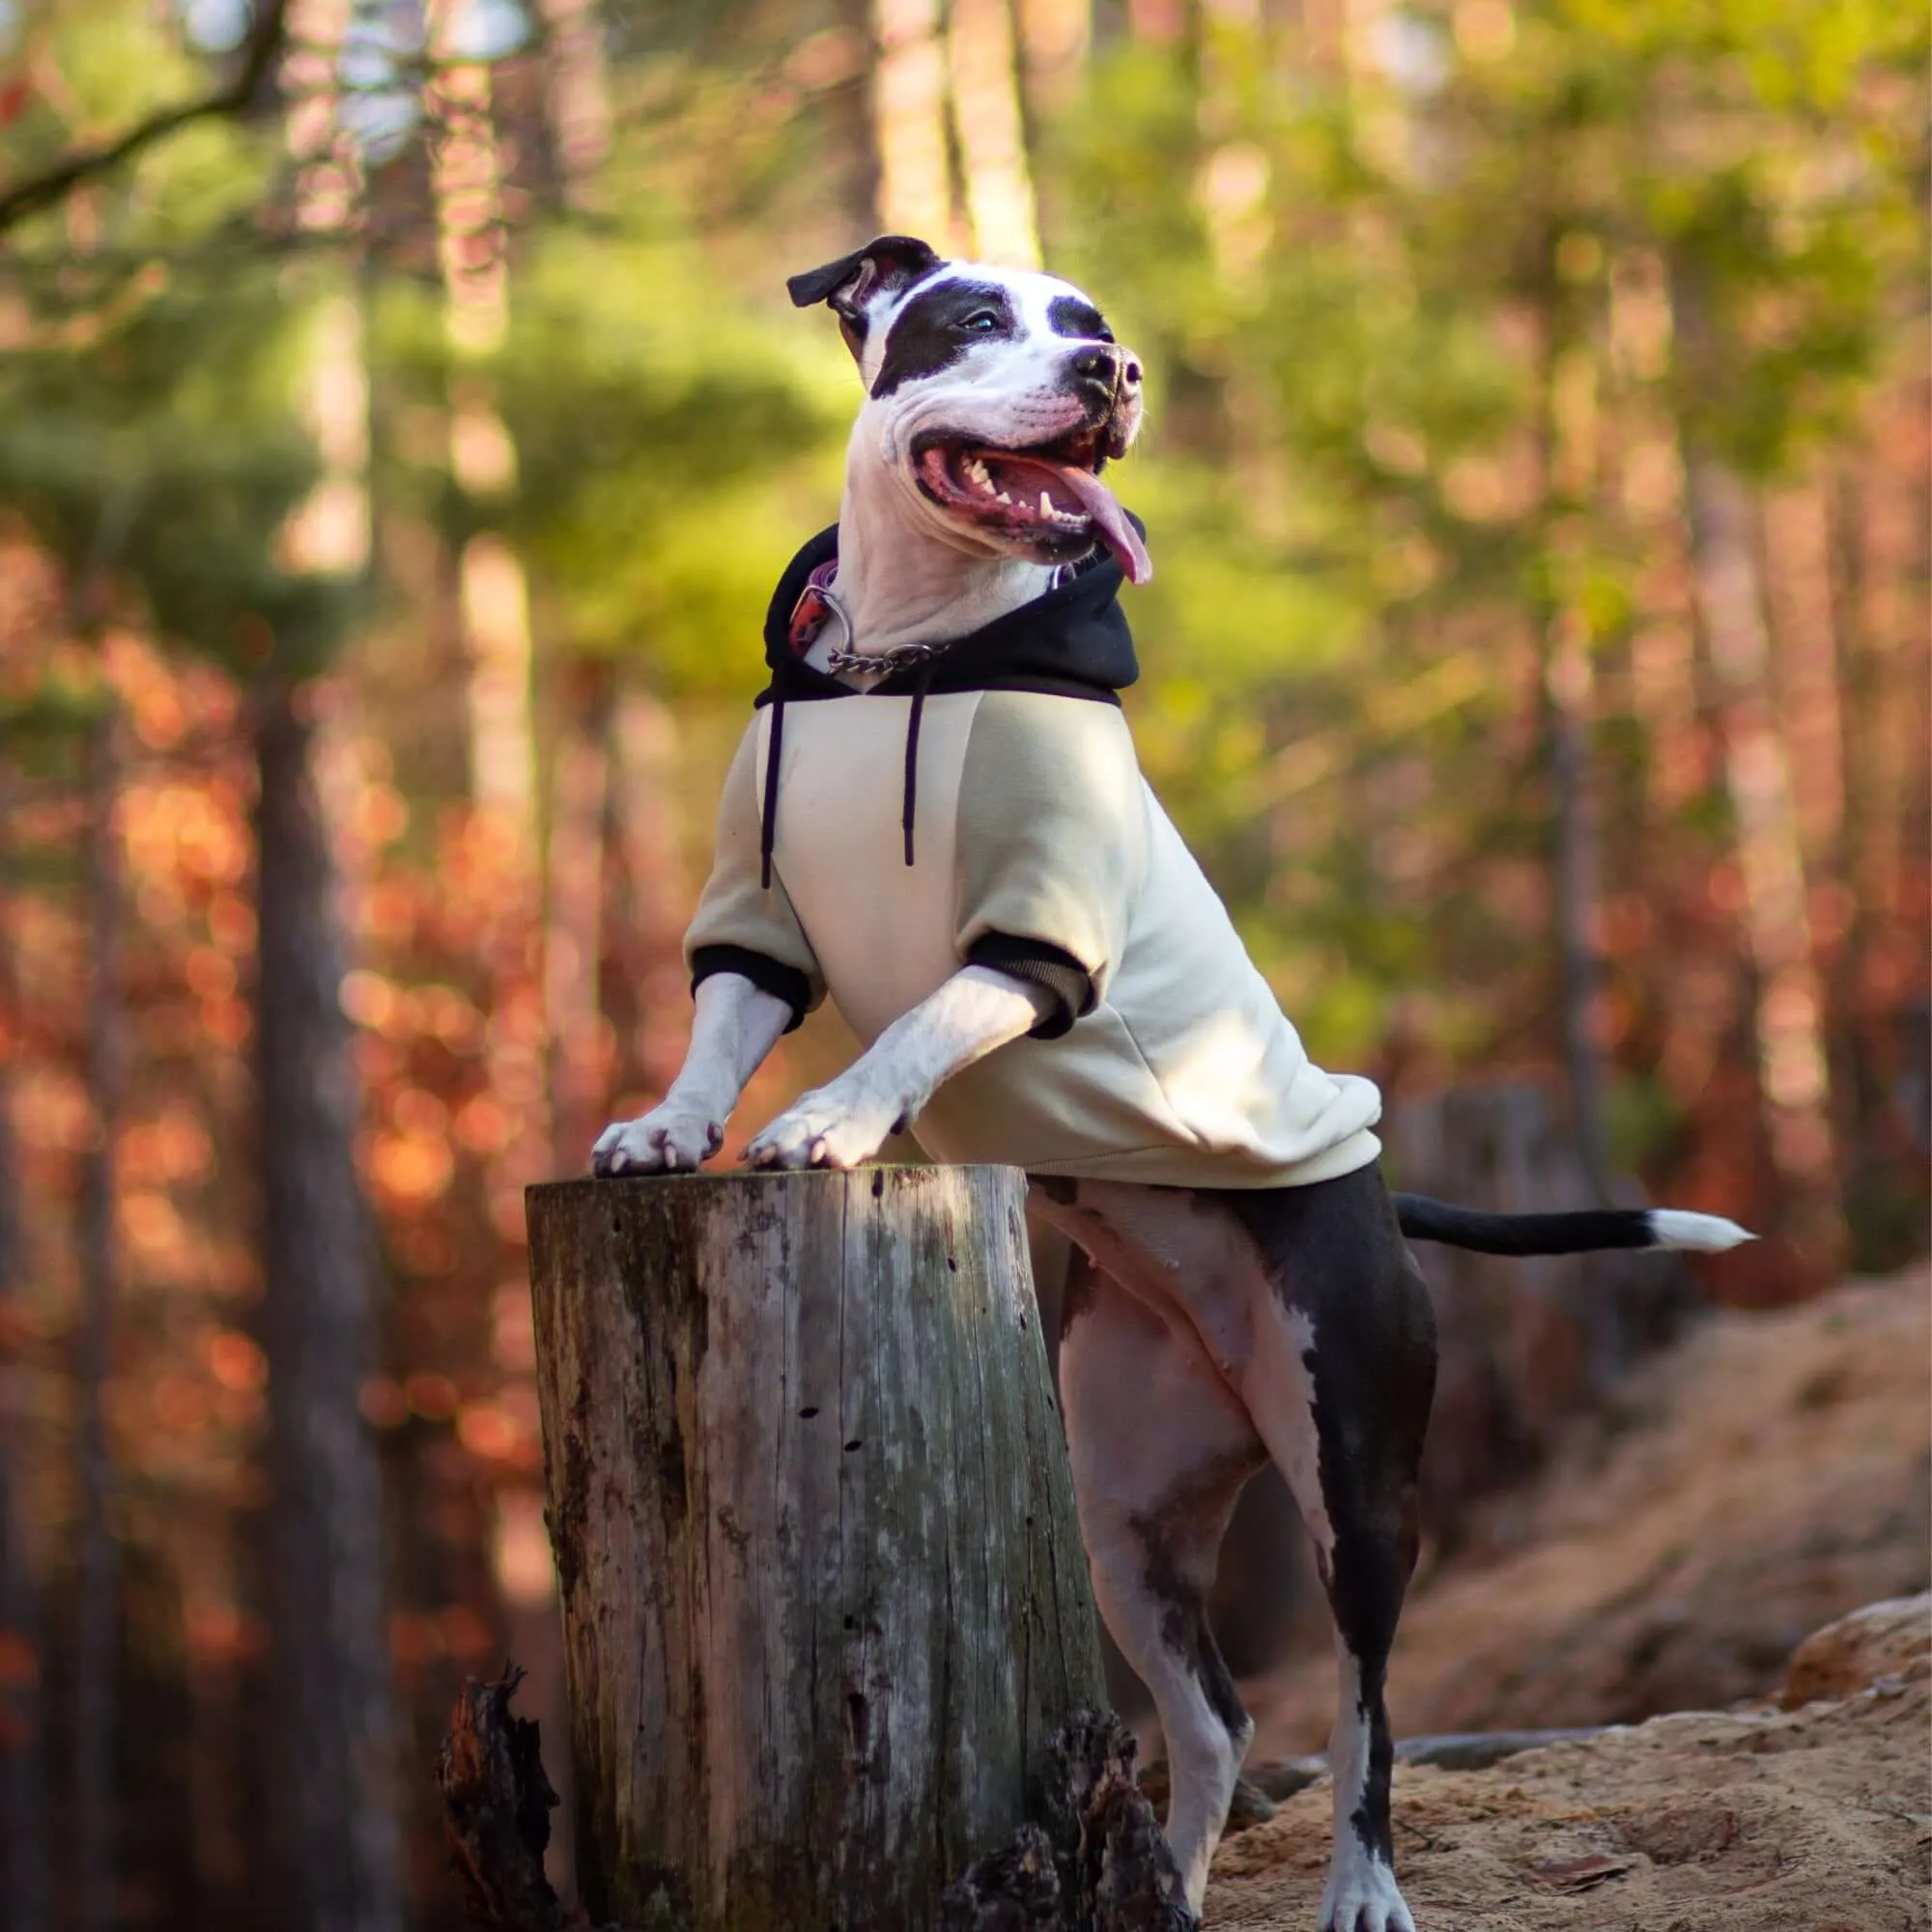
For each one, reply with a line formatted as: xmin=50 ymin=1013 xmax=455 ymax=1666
xmin=591 ymin=235 xmax=1750 ymax=1931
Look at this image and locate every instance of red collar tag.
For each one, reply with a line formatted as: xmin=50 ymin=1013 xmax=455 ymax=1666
xmin=787 ymin=561 xmax=839 ymax=656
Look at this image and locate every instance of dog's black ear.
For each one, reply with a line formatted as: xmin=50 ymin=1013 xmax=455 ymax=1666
xmin=786 ymin=236 xmax=943 ymax=324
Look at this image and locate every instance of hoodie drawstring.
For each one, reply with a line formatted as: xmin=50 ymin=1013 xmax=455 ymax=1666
xmin=758 ymin=693 xmax=784 ymax=890
xmin=902 ymin=660 xmax=935 ymax=868
xmin=757 ymin=668 xmax=933 ymax=890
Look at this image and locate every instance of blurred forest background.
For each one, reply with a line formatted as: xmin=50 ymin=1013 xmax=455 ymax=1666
xmin=0 ymin=0 xmax=1924 ymax=1923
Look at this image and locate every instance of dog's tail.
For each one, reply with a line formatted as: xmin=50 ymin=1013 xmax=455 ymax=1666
xmin=1392 ymin=1196 xmax=1753 ymax=1257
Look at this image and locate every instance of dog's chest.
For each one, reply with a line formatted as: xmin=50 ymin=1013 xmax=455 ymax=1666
xmin=759 ymin=692 xmax=985 ymax=1044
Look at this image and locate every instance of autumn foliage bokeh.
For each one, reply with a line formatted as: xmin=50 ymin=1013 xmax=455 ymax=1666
xmin=0 ymin=0 xmax=1924 ymax=1924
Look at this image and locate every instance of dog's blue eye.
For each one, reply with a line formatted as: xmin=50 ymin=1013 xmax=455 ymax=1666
xmin=961 ymin=312 xmax=1000 ymax=332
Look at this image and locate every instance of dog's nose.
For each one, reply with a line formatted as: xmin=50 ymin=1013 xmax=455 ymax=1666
xmin=1066 ymin=343 xmax=1142 ymax=416
xmin=1067 ymin=345 xmax=1143 ymax=401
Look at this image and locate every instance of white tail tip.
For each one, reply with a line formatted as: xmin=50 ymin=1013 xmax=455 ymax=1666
xmin=1647 ymin=1208 xmax=1756 ymax=1252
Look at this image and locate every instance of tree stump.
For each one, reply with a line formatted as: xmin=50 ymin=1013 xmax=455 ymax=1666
xmin=526 ymin=1166 xmax=1108 ymax=1932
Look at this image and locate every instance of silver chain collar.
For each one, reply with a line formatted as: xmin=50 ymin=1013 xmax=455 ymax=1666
xmin=809 ymin=584 xmax=955 ymax=678
xmin=821 ymin=639 xmax=953 ymax=676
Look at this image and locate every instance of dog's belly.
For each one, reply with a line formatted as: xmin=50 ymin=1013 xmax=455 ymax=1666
xmin=1032 ymin=1178 xmax=1268 ymax=1379
xmin=759 ymin=693 xmax=983 ymax=1043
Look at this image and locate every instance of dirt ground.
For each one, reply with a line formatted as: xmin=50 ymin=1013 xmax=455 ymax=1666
xmin=1251 ymin=1265 xmax=1932 ymax=1747
xmin=1205 ymin=1266 xmax=1932 ymax=1930
xmin=1208 ymin=1648 xmax=1929 ymax=1929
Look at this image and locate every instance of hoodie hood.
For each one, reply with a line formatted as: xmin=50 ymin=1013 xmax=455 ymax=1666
xmin=755 ymin=522 xmax=1143 ymax=707
xmin=750 ymin=519 xmax=1146 ymax=890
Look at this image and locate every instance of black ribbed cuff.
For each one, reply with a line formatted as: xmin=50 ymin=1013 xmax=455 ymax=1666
xmin=964 ymin=934 xmax=1094 ymax=1041
xmin=690 ymin=945 xmax=810 ymax=1035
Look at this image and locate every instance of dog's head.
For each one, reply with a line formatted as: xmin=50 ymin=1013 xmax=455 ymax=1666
xmin=789 ymin=236 xmax=1151 ymax=585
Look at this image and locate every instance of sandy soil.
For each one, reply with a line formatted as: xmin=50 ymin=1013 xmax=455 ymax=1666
xmin=1250 ymin=1266 xmax=1932 ymax=1748
xmin=1208 ymin=1652 xmax=1929 ymax=1930
xmin=1202 ymin=1266 xmax=1932 ymax=1930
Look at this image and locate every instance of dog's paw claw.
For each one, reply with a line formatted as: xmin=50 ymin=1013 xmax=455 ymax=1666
xmin=591 ymin=1108 xmax=723 ymax=1178
xmin=745 ymin=1088 xmax=900 ymax=1173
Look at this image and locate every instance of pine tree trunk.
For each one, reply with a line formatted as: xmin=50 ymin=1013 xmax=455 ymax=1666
xmin=427 ymin=0 xmax=548 ymax=1227
xmin=1679 ymin=451 xmax=1844 ymax=1267
xmin=1385 ymin=1084 xmax=1696 ymax=1536
xmin=537 ymin=0 xmax=611 ymax=201
xmin=1016 ymin=0 xmax=1090 ymax=107
xmin=871 ymin=0 xmax=960 ymax=245
xmin=254 ymin=683 xmax=404 ymax=1932
xmin=526 ymin=1166 xmax=1106 ymax=1932
xmin=73 ymin=705 xmax=122 ymax=1932
xmin=606 ymin=689 xmax=690 ymax=1106
xmin=1539 ymin=330 xmax=1611 ymax=1203
xmin=427 ymin=0 xmax=538 ymax=834
xmin=544 ymin=662 xmax=612 ymax=1178
xmin=1669 ymin=259 xmax=1844 ymax=1273
xmin=0 ymin=792 xmax=46 ymax=1932
xmin=948 ymin=0 xmax=1040 ymax=265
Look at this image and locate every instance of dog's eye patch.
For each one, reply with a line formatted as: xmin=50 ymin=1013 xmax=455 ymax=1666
xmin=872 ymin=281 xmax=1017 ymax=398
xmin=1047 ymin=296 xmax=1112 ymax=343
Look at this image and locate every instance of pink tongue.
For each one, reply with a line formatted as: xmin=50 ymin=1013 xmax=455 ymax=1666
xmin=1044 ymin=463 xmax=1153 ymax=586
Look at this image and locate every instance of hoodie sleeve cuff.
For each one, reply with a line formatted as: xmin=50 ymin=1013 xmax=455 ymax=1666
xmin=690 ymin=945 xmax=811 ymax=1035
xmin=963 ymin=934 xmax=1094 ymax=1041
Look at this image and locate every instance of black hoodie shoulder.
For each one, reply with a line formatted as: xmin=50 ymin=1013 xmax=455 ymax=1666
xmin=755 ymin=523 xmax=1143 ymax=707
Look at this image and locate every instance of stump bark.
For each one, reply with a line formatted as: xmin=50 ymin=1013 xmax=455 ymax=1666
xmin=526 ymin=1166 xmax=1108 ymax=1932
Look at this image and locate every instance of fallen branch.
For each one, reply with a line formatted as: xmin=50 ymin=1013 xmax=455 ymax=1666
xmin=1392 ymin=1725 xmax=1611 ymax=1773
xmin=0 ymin=0 xmax=290 ymax=237
xmin=1141 ymin=1724 xmax=1619 ymax=1826
xmin=1132 ymin=1725 xmax=1619 ymax=1839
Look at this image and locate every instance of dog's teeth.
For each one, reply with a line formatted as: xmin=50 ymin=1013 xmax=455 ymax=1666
xmin=1039 ymin=490 xmax=1055 ymax=518
xmin=996 ymin=490 xmax=1011 ymax=503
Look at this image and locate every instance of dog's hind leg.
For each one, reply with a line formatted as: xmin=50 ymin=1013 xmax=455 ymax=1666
xmin=1056 ymin=1250 xmax=1266 ymax=1918
xmin=1228 ymin=1172 xmax=1435 ymax=1932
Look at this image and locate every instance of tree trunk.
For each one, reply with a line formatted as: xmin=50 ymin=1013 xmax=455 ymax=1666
xmin=526 ymin=1166 xmax=1107 ymax=1932
xmin=1679 ymin=450 xmax=1844 ymax=1269
xmin=427 ymin=0 xmax=537 ymax=834
xmin=0 ymin=790 xmax=46 ymax=1932
xmin=254 ymin=682 xmax=404 ymax=1932
xmin=1539 ymin=331 xmax=1611 ymax=1204
xmin=1669 ymin=258 xmax=1844 ymax=1275
xmin=948 ymin=0 xmax=1040 ymax=265
xmin=605 ymin=688 xmax=690 ymax=1108
xmin=544 ymin=662 xmax=612 ymax=1178
xmin=537 ymin=0 xmax=611 ymax=203
xmin=1385 ymin=1084 xmax=1696 ymax=1544
xmin=1016 ymin=0 xmax=1089 ymax=109
xmin=73 ymin=704 xmax=123 ymax=1932
xmin=426 ymin=0 xmax=548 ymax=1240
xmin=871 ymin=0 xmax=960 ymax=247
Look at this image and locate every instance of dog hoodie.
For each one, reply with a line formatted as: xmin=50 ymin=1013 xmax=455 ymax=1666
xmin=685 ymin=525 xmax=1383 ymax=1190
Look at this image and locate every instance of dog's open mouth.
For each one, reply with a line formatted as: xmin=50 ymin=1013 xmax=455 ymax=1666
xmin=912 ymin=426 xmax=1152 ymax=585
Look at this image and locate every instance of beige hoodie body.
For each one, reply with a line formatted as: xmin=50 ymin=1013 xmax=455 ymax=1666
xmin=688 ymin=688 xmax=1382 ymax=1189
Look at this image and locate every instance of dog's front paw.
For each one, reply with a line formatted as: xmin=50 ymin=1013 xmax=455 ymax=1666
xmin=744 ymin=1086 xmax=904 ymax=1172
xmin=591 ymin=1106 xmax=724 ymax=1177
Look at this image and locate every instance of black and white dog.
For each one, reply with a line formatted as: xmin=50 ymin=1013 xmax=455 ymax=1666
xmin=592 ymin=237 xmax=1748 ymax=1932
